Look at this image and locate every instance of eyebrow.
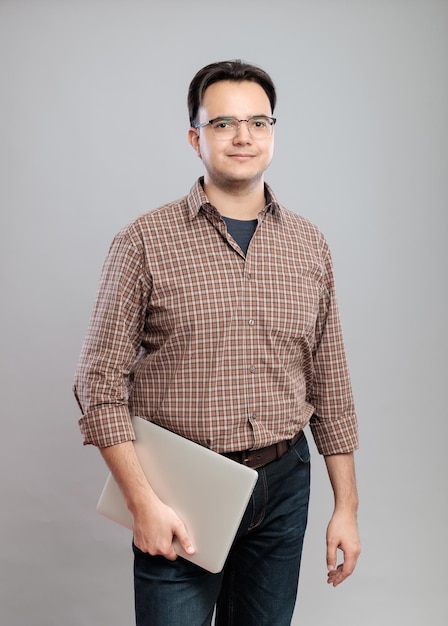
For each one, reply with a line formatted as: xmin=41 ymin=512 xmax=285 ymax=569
xmin=213 ymin=113 xmax=271 ymax=119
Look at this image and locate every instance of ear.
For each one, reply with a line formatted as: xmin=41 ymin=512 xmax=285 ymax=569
xmin=188 ymin=128 xmax=201 ymax=158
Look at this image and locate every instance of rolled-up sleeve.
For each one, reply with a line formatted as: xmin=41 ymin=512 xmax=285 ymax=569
xmin=73 ymin=227 xmax=150 ymax=447
xmin=309 ymin=244 xmax=359 ymax=455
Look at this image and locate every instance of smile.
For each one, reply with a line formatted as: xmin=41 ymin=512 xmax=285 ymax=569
xmin=227 ymin=153 xmax=257 ymax=160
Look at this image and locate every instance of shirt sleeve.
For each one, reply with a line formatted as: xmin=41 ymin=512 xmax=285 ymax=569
xmin=73 ymin=227 xmax=151 ymax=447
xmin=308 ymin=241 xmax=359 ymax=455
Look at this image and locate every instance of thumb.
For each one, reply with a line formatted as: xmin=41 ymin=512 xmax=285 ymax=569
xmin=174 ymin=521 xmax=195 ymax=556
xmin=326 ymin=541 xmax=337 ymax=572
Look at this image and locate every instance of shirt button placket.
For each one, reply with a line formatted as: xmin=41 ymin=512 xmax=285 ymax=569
xmin=247 ymin=317 xmax=258 ymax=425
xmin=245 ymin=259 xmax=258 ymax=430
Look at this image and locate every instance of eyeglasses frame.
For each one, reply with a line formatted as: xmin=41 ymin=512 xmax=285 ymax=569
xmin=194 ymin=116 xmax=277 ymax=138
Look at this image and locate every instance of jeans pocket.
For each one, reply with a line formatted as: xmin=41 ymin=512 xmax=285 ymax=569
xmin=291 ymin=432 xmax=310 ymax=464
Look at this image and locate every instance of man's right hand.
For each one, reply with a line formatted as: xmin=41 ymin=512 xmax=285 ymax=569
xmin=100 ymin=440 xmax=195 ymax=561
xmin=132 ymin=496 xmax=195 ymax=560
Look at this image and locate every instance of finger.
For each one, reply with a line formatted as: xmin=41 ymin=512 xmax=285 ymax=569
xmin=174 ymin=521 xmax=195 ymax=556
xmin=341 ymin=551 xmax=357 ymax=578
xmin=327 ymin=549 xmax=359 ymax=586
xmin=326 ymin=541 xmax=338 ymax=573
xmin=162 ymin=543 xmax=179 ymax=561
xmin=327 ymin=563 xmax=344 ymax=586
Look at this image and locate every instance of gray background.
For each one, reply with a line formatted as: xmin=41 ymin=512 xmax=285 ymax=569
xmin=1 ymin=1 xmax=447 ymax=624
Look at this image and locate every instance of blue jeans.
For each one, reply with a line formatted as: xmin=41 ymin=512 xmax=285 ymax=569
xmin=133 ymin=432 xmax=311 ymax=626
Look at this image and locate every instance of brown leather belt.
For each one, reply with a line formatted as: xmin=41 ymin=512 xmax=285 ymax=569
xmin=223 ymin=432 xmax=302 ymax=469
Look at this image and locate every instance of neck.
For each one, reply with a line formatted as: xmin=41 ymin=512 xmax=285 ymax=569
xmin=203 ymin=178 xmax=266 ymax=220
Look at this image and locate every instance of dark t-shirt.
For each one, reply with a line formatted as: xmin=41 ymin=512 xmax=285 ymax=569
xmin=222 ymin=216 xmax=258 ymax=255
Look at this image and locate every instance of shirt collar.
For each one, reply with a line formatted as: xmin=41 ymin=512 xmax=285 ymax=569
xmin=186 ymin=177 xmax=283 ymax=221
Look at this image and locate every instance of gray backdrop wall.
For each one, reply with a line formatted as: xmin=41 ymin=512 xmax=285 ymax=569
xmin=1 ymin=1 xmax=447 ymax=624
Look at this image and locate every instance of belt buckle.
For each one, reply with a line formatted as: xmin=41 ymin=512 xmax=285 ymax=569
xmin=244 ymin=450 xmax=265 ymax=469
xmin=241 ymin=451 xmax=251 ymax=466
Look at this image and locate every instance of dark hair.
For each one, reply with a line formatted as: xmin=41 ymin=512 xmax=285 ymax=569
xmin=188 ymin=59 xmax=277 ymax=127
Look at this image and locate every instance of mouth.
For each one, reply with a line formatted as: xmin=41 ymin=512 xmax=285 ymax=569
xmin=227 ymin=153 xmax=257 ymax=160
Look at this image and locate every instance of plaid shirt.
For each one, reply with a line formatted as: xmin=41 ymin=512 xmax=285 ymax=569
xmin=74 ymin=179 xmax=358 ymax=455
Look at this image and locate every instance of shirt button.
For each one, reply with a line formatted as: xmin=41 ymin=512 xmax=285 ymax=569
xmin=251 ymin=412 xmax=257 ymax=420
xmin=248 ymin=319 xmax=255 ymax=326
xmin=249 ymin=365 xmax=255 ymax=373
xmin=247 ymin=272 xmax=252 ymax=280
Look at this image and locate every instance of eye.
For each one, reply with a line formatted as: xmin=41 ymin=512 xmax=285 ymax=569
xmin=211 ymin=118 xmax=236 ymax=130
xmin=251 ymin=117 xmax=269 ymax=128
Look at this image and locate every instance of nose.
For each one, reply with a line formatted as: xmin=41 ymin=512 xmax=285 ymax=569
xmin=233 ymin=121 xmax=253 ymax=143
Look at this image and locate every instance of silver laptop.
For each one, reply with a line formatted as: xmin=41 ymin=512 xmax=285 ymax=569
xmin=97 ymin=417 xmax=258 ymax=573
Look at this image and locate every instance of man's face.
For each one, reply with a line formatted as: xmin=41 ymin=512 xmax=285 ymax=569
xmin=189 ymin=80 xmax=275 ymax=191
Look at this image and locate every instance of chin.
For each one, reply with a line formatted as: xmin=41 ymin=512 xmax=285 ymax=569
xmin=223 ymin=167 xmax=266 ymax=184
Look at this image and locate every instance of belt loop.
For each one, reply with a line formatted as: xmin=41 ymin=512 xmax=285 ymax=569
xmin=276 ymin=441 xmax=283 ymax=459
xmin=288 ymin=431 xmax=302 ymax=449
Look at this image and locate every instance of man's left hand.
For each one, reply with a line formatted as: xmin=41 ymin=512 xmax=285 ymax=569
xmin=326 ymin=510 xmax=361 ymax=587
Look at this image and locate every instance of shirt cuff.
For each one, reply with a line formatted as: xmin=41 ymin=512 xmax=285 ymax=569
xmin=78 ymin=405 xmax=135 ymax=448
xmin=309 ymin=413 xmax=359 ymax=455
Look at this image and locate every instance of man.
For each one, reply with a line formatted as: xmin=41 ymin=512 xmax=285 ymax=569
xmin=74 ymin=59 xmax=361 ymax=626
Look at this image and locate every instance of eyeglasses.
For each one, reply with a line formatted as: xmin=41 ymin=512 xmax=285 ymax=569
xmin=194 ymin=116 xmax=276 ymax=140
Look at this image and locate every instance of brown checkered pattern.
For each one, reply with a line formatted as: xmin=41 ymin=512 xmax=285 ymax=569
xmin=74 ymin=179 xmax=358 ymax=455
